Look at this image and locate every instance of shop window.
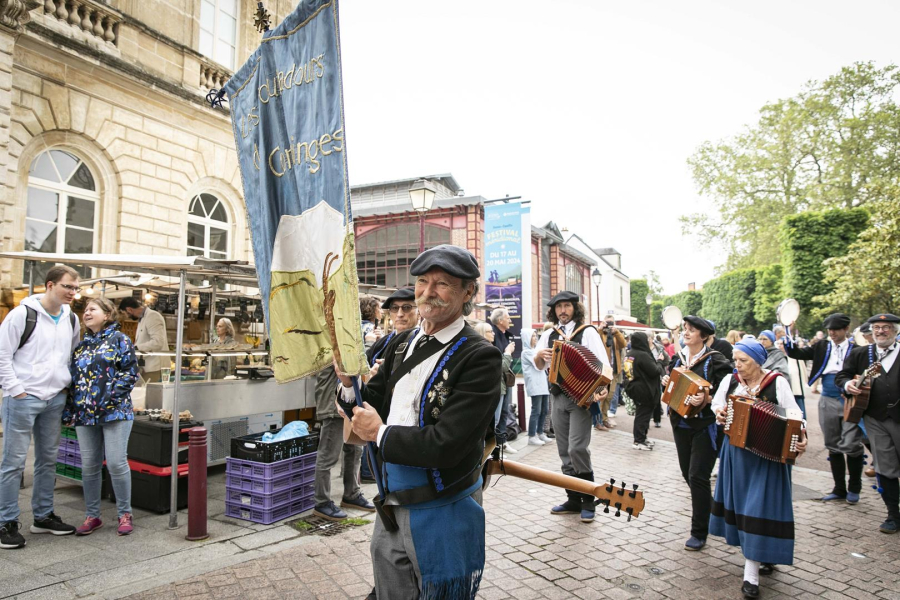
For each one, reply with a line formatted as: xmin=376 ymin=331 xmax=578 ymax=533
xmin=565 ymin=263 xmax=583 ymax=296
xmin=356 ymin=223 xmax=451 ymax=288
xmin=200 ymin=0 xmax=238 ymax=70
xmin=187 ymin=193 xmax=230 ymax=259
xmin=24 ymin=149 xmax=98 ymax=282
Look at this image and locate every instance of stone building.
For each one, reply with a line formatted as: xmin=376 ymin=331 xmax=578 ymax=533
xmin=0 ymin=1 xmax=303 ymax=286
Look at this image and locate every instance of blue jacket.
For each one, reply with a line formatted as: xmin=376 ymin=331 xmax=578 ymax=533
xmin=521 ymin=328 xmax=549 ymax=397
xmin=65 ymin=323 xmax=138 ymax=425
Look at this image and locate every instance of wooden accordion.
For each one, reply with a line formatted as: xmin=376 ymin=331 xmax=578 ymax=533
xmin=549 ymin=340 xmax=613 ymax=407
xmin=662 ymin=367 xmax=711 ymax=418
xmin=724 ymin=395 xmax=804 ymax=465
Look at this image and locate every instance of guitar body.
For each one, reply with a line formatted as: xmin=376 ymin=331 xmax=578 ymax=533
xmin=843 ymin=384 xmax=870 ymax=424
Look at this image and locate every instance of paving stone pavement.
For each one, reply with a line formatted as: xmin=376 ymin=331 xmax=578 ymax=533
xmin=124 ymin=426 xmax=900 ymax=600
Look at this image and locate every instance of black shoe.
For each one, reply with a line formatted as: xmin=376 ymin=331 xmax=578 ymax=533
xmin=741 ymin=581 xmax=759 ymax=598
xmin=30 ymin=513 xmax=76 ymax=536
xmin=759 ymin=563 xmax=775 ymax=575
xmin=880 ymin=518 xmax=899 ymax=534
xmin=550 ymin=498 xmax=581 ymax=515
xmin=0 ymin=521 xmax=25 ymax=549
xmin=360 ymin=476 xmax=377 ymax=484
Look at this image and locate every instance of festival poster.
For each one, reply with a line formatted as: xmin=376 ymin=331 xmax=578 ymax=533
xmin=484 ymin=202 xmax=524 ymax=357
xmin=223 ymin=0 xmax=366 ymax=382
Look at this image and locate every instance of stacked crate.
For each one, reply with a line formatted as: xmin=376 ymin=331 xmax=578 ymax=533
xmin=56 ymin=427 xmax=83 ymax=480
xmin=224 ymin=452 xmax=317 ymax=525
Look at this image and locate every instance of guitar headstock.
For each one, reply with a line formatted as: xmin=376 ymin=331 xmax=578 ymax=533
xmin=861 ymin=361 xmax=883 ymax=386
xmin=593 ymin=478 xmax=646 ymax=521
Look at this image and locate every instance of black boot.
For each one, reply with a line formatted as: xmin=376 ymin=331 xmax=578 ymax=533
xmin=847 ymin=454 xmax=864 ymax=501
xmin=824 ymin=453 xmax=847 ymax=500
xmin=880 ymin=477 xmax=900 ymax=534
xmin=551 ymin=488 xmax=581 ymax=515
xmin=577 ymin=472 xmax=596 ymax=523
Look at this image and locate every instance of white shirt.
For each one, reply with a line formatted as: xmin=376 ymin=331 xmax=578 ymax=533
xmin=535 ymin=321 xmax=611 ymax=370
xmin=341 ymin=316 xmax=466 ymax=447
xmin=712 ymin=373 xmax=802 ymax=417
xmin=679 ymin=345 xmax=709 ymax=368
xmin=823 ymin=339 xmax=850 ymax=375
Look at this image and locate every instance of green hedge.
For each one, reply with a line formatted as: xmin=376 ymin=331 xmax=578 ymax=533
xmin=700 ymin=269 xmax=758 ymax=333
xmin=752 ymin=263 xmax=784 ymax=328
xmin=630 ymin=279 xmax=650 ymax=323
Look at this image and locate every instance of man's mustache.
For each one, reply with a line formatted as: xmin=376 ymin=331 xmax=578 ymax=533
xmin=416 ymin=296 xmax=450 ymax=309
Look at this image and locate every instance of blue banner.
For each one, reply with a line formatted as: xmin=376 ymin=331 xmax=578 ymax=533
xmin=224 ymin=0 xmax=365 ymax=381
xmin=484 ymin=203 xmax=524 ymax=356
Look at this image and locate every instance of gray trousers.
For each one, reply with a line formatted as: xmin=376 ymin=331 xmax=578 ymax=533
xmin=864 ymin=416 xmax=900 ymax=479
xmin=313 ymin=417 xmax=362 ymax=505
xmin=371 ymin=488 xmax=483 ymax=600
xmin=819 ymin=395 xmax=865 ymax=456
xmin=551 ymin=391 xmax=593 ymax=476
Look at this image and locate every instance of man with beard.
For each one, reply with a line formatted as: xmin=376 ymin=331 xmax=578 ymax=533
xmin=533 ymin=291 xmax=611 ymax=523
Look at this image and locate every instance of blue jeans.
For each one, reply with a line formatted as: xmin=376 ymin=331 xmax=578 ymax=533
xmin=494 ymin=388 xmax=512 ymax=444
xmin=0 ymin=392 xmax=67 ymax=523
xmin=528 ymin=395 xmax=549 ymax=437
xmin=76 ymin=420 xmax=133 ymax=518
xmin=610 ymin=382 xmax=622 ymax=414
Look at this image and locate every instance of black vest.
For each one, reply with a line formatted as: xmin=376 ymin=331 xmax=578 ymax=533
xmin=547 ymin=324 xmax=597 ymax=397
xmin=727 ymin=372 xmax=781 ymax=405
xmin=868 ymin=348 xmax=900 ymax=422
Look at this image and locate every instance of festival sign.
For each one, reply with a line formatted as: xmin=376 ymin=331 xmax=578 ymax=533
xmin=224 ymin=0 xmax=366 ymax=382
xmin=484 ymin=202 xmax=524 ymax=356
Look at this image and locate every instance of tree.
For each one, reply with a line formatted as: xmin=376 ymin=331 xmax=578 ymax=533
xmin=816 ymin=200 xmax=900 ymax=318
xmin=685 ymin=62 xmax=900 ymax=270
xmin=700 ymin=269 xmax=758 ymax=333
xmin=630 ymin=279 xmax=650 ymax=323
xmin=666 ymin=290 xmax=704 ymax=318
xmin=752 ymin=264 xmax=784 ymax=328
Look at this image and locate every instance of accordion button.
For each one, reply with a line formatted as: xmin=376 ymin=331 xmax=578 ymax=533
xmin=436 ymin=484 xmax=445 ymax=491
xmin=434 ymin=477 xmax=443 ymax=484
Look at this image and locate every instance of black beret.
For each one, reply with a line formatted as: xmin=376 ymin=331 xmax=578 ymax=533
xmin=547 ymin=291 xmax=580 ymax=307
xmin=381 ymin=287 xmax=416 ymax=309
xmin=823 ymin=313 xmax=851 ymax=329
xmin=683 ymin=315 xmax=715 ymax=335
xmin=408 ymin=244 xmax=480 ymax=280
xmin=860 ymin=322 xmax=872 ymax=333
xmin=867 ymin=313 xmax=900 ymax=324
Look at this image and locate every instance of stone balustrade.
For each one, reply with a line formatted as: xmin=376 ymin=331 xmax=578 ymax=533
xmin=200 ymin=60 xmax=231 ymax=91
xmin=42 ymin=0 xmax=120 ymax=45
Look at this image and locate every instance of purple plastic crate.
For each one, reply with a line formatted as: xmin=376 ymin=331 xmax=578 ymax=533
xmin=57 ymin=449 xmax=67 ymax=463
xmin=224 ymin=496 xmax=315 ymax=525
xmin=225 ymin=453 xmax=316 ymax=479
xmin=225 ymin=466 xmax=314 ymax=494
xmin=224 ymin=482 xmax=313 ymax=510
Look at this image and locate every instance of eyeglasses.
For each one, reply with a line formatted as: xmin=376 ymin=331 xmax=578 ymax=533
xmin=56 ymin=283 xmax=79 ymax=292
xmin=872 ymin=325 xmax=896 ymax=333
xmin=389 ymin=304 xmax=416 ymax=314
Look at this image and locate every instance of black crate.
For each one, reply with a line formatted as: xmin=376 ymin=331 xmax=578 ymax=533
xmin=127 ymin=417 xmax=204 ymax=467
xmin=114 ymin=460 xmax=189 ymax=513
xmin=230 ymin=430 xmax=319 ymax=464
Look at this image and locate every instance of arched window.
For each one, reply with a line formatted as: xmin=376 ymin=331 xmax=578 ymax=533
xmin=187 ymin=193 xmax=230 ymax=259
xmin=25 ymin=149 xmax=98 ymax=281
xmin=356 ymin=223 xmax=451 ymax=288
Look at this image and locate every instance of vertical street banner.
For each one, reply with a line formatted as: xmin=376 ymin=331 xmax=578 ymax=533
xmin=224 ymin=0 xmax=366 ymax=382
xmin=484 ymin=202 xmax=524 ymax=356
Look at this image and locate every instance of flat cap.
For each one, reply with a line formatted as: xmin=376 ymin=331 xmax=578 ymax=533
xmin=547 ymin=291 xmax=580 ymax=307
xmin=408 ymin=244 xmax=480 ymax=280
xmin=823 ymin=313 xmax=851 ymax=329
xmin=859 ymin=322 xmax=872 ymax=333
xmin=381 ymin=287 xmax=416 ymax=309
xmin=866 ymin=313 xmax=900 ymax=324
xmin=684 ymin=315 xmax=715 ymax=335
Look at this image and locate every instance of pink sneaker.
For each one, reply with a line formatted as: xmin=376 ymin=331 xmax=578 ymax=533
xmin=75 ymin=517 xmax=103 ymax=536
xmin=117 ymin=513 xmax=133 ymax=536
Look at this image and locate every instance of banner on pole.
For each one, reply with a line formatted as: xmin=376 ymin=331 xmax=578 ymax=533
xmin=224 ymin=0 xmax=366 ymax=382
xmin=484 ymin=202 xmax=524 ymax=356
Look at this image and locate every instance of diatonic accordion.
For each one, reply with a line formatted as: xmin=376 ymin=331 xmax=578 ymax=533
xmin=724 ymin=395 xmax=804 ymax=465
xmin=662 ymin=366 xmax=711 ymax=418
xmin=549 ymin=340 xmax=613 ymax=407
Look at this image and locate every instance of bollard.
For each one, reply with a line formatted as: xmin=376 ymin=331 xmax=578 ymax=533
xmin=185 ymin=427 xmax=209 ymax=541
xmin=517 ymin=382 xmax=526 ymax=431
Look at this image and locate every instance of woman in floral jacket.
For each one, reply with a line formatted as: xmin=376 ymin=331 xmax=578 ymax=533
xmin=65 ymin=297 xmax=139 ymax=536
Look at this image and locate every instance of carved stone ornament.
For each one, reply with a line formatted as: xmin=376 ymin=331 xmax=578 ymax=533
xmin=0 ymin=0 xmax=41 ymax=31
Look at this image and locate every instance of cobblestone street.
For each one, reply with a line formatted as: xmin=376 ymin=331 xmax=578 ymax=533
xmin=125 ymin=422 xmax=900 ymax=600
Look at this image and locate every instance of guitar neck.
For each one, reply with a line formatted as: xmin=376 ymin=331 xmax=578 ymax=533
xmin=486 ymin=460 xmax=596 ymax=495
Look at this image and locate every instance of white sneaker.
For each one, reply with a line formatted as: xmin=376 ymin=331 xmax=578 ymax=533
xmin=632 ymin=443 xmax=653 ymax=451
xmin=645 ymin=439 xmax=656 ymax=447
xmin=538 ymin=433 xmax=551 ymax=442
xmin=501 ymin=443 xmax=518 ymax=454
xmin=528 ymin=436 xmax=545 ymax=446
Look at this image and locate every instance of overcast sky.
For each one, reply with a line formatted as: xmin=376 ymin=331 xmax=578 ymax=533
xmin=335 ymin=0 xmax=900 ymax=294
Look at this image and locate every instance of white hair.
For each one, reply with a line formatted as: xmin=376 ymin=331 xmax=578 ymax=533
xmin=473 ymin=321 xmax=493 ymax=338
xmin=489 ymin=307 xmax=509 ymax=324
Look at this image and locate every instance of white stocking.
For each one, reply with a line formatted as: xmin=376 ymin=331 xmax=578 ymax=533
xmin=744 ymin=559 xmax=760 ymax=585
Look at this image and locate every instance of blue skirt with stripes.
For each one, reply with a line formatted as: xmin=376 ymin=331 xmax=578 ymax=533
xmin=709 ymin=436 xmax=795 ymax=565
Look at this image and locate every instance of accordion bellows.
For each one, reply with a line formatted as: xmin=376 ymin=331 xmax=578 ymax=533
xmin=724 ymin=395 xmax=803 ymax=465
xmin=661 ymin=367 xmax=711 ymax=418
xmin=549 ymin=340 xmax=613 ymax=407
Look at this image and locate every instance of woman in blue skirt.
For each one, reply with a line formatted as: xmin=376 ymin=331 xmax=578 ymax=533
xmin=711 ymin=339 xmax=808 ymax=599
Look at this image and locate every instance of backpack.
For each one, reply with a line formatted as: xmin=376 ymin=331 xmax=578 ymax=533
xmin=17 ymin=306 xmax=76 ymax=350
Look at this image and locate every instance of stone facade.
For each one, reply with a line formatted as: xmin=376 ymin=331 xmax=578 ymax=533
xmin=0 ymin=0 xmax=302 ymax=287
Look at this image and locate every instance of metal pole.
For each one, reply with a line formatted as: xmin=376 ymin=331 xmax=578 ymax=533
xmin=101 ymin=280 xmax=107 ymax=298
xmin=206 ymin=279 xmax=217 ymax=381
xmin=28 ymin=261 xmax=34 ymax=295
xmin=595 ymin=283 xmax=599 ymax=325
xmin=418 ymin=212 xmax=425 ymax=253
xmin=169 ymin=270 xmax=187 ymax=529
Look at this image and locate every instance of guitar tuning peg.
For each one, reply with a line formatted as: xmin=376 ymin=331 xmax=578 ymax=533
xmin=621 ymin=481 xmax=626 ymax=489
xmin=627 ymin=514 xmax=632 ymax=522
xmin=633 ymin=483 xmax=639 ymax=490
xmin=615 ymin=509 xmax=621 ymax=517
xmin=603 ymin=505 xmax=610 ymax=514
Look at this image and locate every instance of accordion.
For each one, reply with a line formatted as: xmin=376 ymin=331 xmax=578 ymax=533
xmin=724 ymin=395 xmax=804 ymax=465
xmin=549 ymin=340 xmax=613 ymax=407
xmin=662 ymin=367 xmax=711 ymax=418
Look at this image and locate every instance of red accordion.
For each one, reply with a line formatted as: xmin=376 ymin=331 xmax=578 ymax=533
xmin=549 ymin=340 xmax=613 ymax=408
xmin=724 ymin=395 xmax=804 ymax=465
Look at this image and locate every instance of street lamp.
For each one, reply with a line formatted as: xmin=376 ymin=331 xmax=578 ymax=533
xmin=409 ymin=179 xmax=437 ymax=253
xmin=645 ymin=293 xmax=653 ymax=327
xmin=592 ymin=268 xmax=602 ymax=325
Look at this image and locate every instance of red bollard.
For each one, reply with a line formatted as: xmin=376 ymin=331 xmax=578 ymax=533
xmin=185 ymin=427 xmax=209 ymax=541
xmin=517 ymin=383 xmax=526 ymax=431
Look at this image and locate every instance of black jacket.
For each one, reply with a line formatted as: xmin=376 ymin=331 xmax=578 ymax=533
xmin=784 ymin=338 xmax=854 ymax=386
xmin=836 ymin=345 xmax=900 ymax=422
xmin=624 ymin=334 xmax=662 ymax=406
xmin=710 ymin=337 xmax=734 ymax=362
xmin=667 ymin=348 xmax=733 ymax=429
xmin=358 ymin=323 xmax=502 ymax=500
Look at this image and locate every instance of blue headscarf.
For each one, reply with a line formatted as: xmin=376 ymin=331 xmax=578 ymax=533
xmin=758 ymin=330 xmax=776 ymax=343
xmin=734 ymin=339 xmax=767 ymax=365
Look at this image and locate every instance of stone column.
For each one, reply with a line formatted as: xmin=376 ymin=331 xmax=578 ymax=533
xmin=0 ymin=1 xmax=39 ymax=286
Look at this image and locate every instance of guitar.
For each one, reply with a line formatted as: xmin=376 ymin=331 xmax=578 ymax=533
xmin=480 ymin=439 xmax=646 ymax=521
xmin=843 ymin=361 xmax=882 ymax=424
